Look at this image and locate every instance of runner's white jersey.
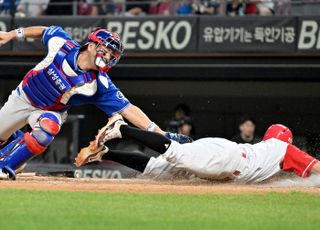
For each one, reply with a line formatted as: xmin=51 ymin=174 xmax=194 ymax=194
xmin=237 ymin=138 xmax=288 ymax=183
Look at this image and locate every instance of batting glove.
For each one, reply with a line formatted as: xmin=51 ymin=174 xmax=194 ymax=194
xmin=165 ymin=132 xmax=193 ymax=144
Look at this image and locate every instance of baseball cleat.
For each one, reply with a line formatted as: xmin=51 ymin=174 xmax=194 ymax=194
xmin=95 ymin=114 xmax=127 ymax=146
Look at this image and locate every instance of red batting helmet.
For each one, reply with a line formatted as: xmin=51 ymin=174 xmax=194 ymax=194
xmin=263 ymin=124 xmax=293 ymax=144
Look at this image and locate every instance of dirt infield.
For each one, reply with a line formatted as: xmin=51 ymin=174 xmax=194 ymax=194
xmin=0 ymin=175 xmax=320 ymax=194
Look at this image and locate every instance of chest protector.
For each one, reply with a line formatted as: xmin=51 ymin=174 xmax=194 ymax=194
xmin=22 ymin=41 xmax=97 ymax=111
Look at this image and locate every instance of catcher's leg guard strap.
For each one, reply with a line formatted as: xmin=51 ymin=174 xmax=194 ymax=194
xmin=24 ymin=133 xmax=46 ymax=155
xmin=0 ymin=130 xmax=24 ymax=159
xmin=0 ymin=130 xmax=25 ymax=149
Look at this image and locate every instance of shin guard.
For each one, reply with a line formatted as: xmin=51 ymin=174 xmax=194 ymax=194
xmin=0 ymin=113 xmax=61 ymax=179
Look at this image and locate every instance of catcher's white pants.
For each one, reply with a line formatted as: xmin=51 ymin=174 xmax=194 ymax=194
xmin=162 ymin=138 xmax=248 ymax=181
xmin=0 ymin=82 xmax=67 ymax=141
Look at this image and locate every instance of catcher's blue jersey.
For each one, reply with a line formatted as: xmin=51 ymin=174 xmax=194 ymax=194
xmin=23 ymin=26 xmax=130 ymax=116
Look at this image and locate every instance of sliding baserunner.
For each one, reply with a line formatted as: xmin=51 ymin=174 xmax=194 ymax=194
xmin=75 ymin=115 xmax=320 ymax=183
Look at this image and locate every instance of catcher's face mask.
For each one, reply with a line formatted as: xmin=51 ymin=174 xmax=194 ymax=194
xmin=87 ymin=28 xmax=124 ymax=73
xmin=94 ymin=45 xmax=120 ymax=73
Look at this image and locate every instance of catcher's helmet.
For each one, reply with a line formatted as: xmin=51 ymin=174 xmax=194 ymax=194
xmin=87 ymin=28 xmax=124 ymax=72
xmin=263 ymin=124 xmax=293 ymax=144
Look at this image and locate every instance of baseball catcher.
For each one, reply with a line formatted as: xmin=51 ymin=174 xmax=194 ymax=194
xmin=75 ymin=115 xmax=320 ymax=183
xmin=0 ymin=26 xmax=191 ymax=179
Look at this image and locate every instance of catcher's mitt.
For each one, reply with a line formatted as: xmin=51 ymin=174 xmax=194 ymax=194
xmin=74 ymin=114 xmax=125 ymax=167
xmin=74 ymin=141 xmax=108 ymax=167
xmin=90 ymin=114 xmax=125 ymax=151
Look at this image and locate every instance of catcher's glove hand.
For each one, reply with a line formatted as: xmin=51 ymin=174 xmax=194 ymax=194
xmin=74 ymin=141 xmax=109 ymax=167
xmin=74 ymin=114 xmax=125 ymax=167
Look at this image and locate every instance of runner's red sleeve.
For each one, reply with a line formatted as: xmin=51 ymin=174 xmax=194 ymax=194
xmin=282 ymin=144 xmax=318 ymax=178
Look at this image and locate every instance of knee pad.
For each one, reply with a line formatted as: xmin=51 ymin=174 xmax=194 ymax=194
xmin=37 ymin=113 xmax=61 ymax=135
xmin=25 ymin=113 xmax=61 ymax=155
